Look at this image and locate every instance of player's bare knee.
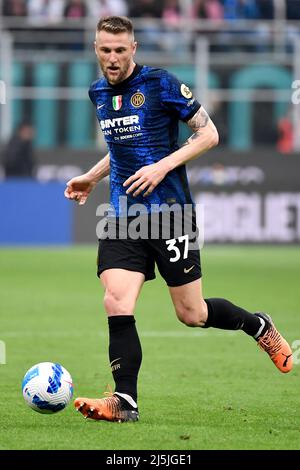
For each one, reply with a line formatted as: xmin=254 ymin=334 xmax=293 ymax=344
xmin=180 ymin=314 xmax=206 ymax=328
xmin=103 ymin=289 xmax=135 ymax=315
xmin=175 ymin=304 xmax=206 ymax=328
xmin=176 ymin=308 xmax=205 ymax=328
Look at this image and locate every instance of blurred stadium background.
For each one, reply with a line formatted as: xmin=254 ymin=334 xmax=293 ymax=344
xmin=1 ymin=0 xmax=300 ymax=451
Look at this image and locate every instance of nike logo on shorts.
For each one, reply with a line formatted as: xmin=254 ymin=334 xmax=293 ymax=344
xmin=184 ymin=265 xmax=195 ymax=274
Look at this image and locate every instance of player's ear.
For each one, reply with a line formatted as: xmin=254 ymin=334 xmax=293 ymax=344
xmin=132 ymin=41 xmax=137 ymax=56
xmin=94 ymin=41 xmax=99 ymax=59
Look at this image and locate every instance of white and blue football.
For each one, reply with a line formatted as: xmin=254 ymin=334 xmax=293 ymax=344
xmin=22 ymin=362 xmax=73 ymax=414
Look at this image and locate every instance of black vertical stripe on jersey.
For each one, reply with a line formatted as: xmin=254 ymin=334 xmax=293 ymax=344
xmin=168 ymin=114 xmax=179 ymax=150
xmin=167 ymin=114 xmax=193 ymax=205
xmin=177 ymin=165 xmax=193 ymax=205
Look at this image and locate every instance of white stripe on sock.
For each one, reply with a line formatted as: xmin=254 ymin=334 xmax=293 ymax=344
xmin=254 ymin=317 xmax=265 ymax=339
xmin=114 ymin=392 xmax=137 ymax=408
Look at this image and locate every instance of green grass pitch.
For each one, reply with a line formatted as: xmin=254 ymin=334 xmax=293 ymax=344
xmin=0 ymin=246 xmax=299 ymax=450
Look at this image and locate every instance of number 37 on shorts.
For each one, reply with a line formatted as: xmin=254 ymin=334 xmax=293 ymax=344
xmin=165 ymin=235 xmax=190 ymax=262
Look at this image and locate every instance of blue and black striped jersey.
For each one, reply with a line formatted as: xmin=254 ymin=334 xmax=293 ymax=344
xmin=89 ymin=64 xmax=201 ymax=216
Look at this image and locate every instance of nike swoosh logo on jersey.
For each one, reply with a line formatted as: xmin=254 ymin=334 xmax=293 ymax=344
xmin=97 ymin=103 xmax=105 ymax=110
xmin=184 ymin=265 xmax=195 ymax=274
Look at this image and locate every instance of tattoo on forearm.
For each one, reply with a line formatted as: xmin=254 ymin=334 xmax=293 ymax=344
xmin=190 ymin=130 xmax=202 ymax=140
xmin=182 ymin=130 xmax=202 ymax=147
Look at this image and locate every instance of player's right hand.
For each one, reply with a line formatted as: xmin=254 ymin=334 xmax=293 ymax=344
xmin=64 ymin=175 xmax=96 ymax=205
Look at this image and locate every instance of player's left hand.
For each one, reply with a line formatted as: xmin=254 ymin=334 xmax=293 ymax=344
xmin=123 ymin=162 xmax=168 ymax=197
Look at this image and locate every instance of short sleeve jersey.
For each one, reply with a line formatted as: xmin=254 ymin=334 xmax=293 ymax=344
xmin=89 ymin=65 xmax=201 ymax=216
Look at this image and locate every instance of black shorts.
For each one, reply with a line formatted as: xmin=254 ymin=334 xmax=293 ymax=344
xmin=97 ymin=211 xmax=202 ymax=287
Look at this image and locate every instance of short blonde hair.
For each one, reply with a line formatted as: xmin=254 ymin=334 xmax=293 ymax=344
xmin=96 ymin=16 xmax=134 ymax=35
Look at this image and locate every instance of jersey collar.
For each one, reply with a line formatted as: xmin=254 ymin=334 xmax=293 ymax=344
xmin=108 ymin=64 xmax=143 ymax=90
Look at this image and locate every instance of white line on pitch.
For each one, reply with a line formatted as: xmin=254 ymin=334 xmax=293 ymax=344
xmin=1 ymin=330 xmax=237 ymax=338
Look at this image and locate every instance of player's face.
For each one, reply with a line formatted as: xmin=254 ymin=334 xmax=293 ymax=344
xmin=95 ymin=31 xmax=137 ymax=85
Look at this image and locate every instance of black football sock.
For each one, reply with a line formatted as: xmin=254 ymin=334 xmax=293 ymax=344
xmin=108 ymin=315 xmax=142 ymax=404
xmin=204 ymin=298 xmax=268 ymax=338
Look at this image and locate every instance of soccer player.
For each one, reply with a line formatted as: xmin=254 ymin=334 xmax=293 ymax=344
xmin=64 ymin=16 xmax=293 ymax=423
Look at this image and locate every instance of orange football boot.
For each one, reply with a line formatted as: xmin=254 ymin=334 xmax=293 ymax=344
xmin=256 ymin=313 xmax=293 ymax=373
xmin=74 ymin=391 xmax=139 ymax=422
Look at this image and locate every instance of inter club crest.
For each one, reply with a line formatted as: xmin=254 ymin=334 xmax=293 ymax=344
xmin=131 ymin=92 xmax=145 ymax=108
